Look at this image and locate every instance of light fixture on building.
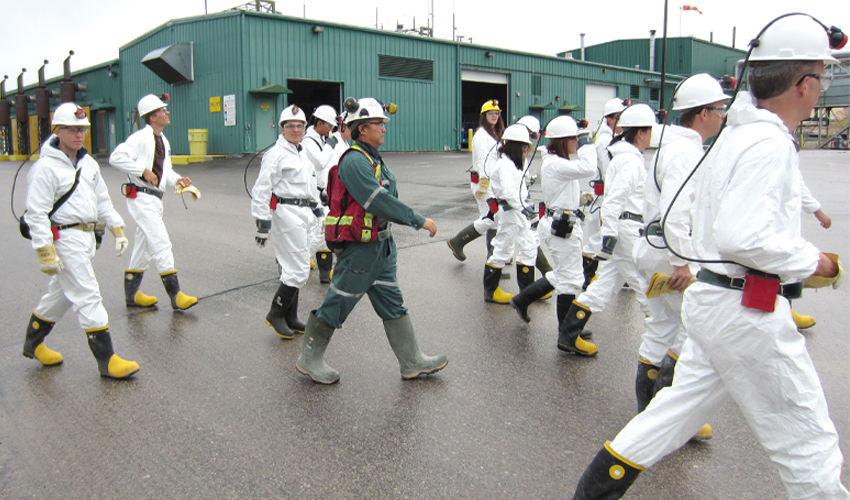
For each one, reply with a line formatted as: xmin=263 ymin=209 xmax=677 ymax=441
xmin=485 ymin=51 xmax=495 ymax=58
xmin=313 ymin=25 xmax=324 ymax=34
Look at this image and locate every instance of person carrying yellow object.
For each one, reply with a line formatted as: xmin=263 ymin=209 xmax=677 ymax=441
xmin=23 ymin=102 xmax=139 ymax=380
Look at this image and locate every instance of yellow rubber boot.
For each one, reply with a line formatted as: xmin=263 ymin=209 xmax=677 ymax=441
xmin=792 ymin=309 xmax=815 ymax=329
xmin=33 ymin=343 xmax=64 ymax=366
xmin=23 ymin=313 xmax=63 ymax=366
xmin=160 ymin=271 xmax=199 ymax=310
xmin=86 ymin=327 xmax=140 ymax=380
xmin=124 ymin=271 xmax=158 ymax=308
xmin=557 ymin=300 xmax=598 ymax=356
xmin=484 ymin=264 xmax=514 ymax=304
xmin=691 ymin=424 xmax=713 ymax=442
xmin=106 ymin=355 xmax=141 ymax=379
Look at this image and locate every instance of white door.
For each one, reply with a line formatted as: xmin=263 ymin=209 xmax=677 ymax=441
xmin=585 ymin=84 xmax=618 ymax=128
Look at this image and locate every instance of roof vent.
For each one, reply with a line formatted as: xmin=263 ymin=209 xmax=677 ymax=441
xmin=142 ymin=42 xmax=194 ymax=85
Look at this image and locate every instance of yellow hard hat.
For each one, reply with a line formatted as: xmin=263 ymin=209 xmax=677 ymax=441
xmin=480 ymin=100 xmax=502 ymax=114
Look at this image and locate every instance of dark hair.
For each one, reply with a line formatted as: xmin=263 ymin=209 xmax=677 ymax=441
xmin=477 ymin=112 xmax=506 ymax=141
xmin=678 ymin=106 xmax=709 ymax=127
xmin=350 ymin=120 xmax=367 ymax=140
xmin=747 ymin=60 xmax=817 ymax=100
xmin=546 ymin=136 xmax=573 ymax=159
xmin=608 ymin=127 xmax=651 ymax=159
xmin=143 ymin=112 xmax=154 ymax=125
xmin=498 ymin=140 xmax=526 ymax=170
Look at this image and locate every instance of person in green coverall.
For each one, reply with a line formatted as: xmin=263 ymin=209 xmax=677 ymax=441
xmin=296 ymin=97 xmax=447 ymax=385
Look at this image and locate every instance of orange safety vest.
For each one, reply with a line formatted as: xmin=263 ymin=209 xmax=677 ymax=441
xmin=324 ymin=145 xmax=382 ymax=244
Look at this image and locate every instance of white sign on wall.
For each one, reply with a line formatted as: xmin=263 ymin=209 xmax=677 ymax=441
xmin=223 ymin=94 xmax=236 ymax=127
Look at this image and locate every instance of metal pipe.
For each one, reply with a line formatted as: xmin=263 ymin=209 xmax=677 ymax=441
xmin=660 ymin=0 xmax=669 ymax=109
xmin=580 ymin=33 xmax=585 ymax=61
xmin=650 ymin=30 xmax=656 ymax=71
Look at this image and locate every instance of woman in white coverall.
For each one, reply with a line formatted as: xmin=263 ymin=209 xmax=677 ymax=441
xmin=482 ymin=124 xmax=537 ymax=303
xmin=109 ymin=94 xmax=201 ymax=312
xmin=631 ymin=74 xmax=728 ymax=446
xmin=447 ymin=100 xmax=505 ymax=263
xmin=571 ymin=15 xmax=848 ymax=500
xmin=557 ymin=104 xmax=657 ymax=357
xmin=252 ymin=104 xmax=319 ymax=339
xmin=303 ymin=104 xmax=339 ymax=284
xmin=509 ymin=116 xmax=596 ymax=324
xmin=23 ymin=103 xmax=139 ymax=379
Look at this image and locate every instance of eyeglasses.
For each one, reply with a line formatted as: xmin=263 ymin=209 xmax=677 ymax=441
xmin=283 ymin=123 xmax=305 ymax=130
xmin=796 ymin=73 xmax=833 ymax=92
xmin=705 ymin=105 xmax=728 ymax=117
xmin=61 ymin=127 xmax=88 ymax=135
xmin=366 ymin=120 xmax=386 ymax=129
xmin=485 ymin=111 xmax=500 ymax=117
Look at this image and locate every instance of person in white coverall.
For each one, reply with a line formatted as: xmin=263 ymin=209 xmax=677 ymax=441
xmin=571 ymin=14 xmax=848 ymax=500
xmin=509 ymin=116 xmax=596 ymax=325
xmin=581 ymin=97 xmax=627 ymax=288
xmin=252 ymin=104 xmax=319 ymax=339
xmin=482 ymin=124 xmax=537 ymax=303
xmin=557 ymin=104 xmax=656 ymax=357
xmin=447 ymin=100 xmax=505 ymax=266
xmin=303 ymin=104 xmax=339 ymax=283
xmin=23 ymin=103 xmax=139 ymax=380
xmin=109 ymin=94 xmax=201 ymax=312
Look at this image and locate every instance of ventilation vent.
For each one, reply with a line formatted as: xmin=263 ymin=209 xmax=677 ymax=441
xmin=532 ymin=75 xmax=542 ymax=96
xmin=650 ymin=88 xmax=660 ymax=101
xmin=379 ymin=55 xmax=434 ymax=81
xmin=630 ymin=85 xmax=640 ymax=99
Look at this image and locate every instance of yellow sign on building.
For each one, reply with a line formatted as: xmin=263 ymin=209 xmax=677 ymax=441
xmin=209 ymin=96 xmax=221 ymax=113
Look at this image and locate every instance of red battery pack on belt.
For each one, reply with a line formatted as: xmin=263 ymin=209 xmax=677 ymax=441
xmin=470 ymin=173 xmax=480 ymax=183
xmin=487 ymin=198 xmax=499 ymax=214
xmin=121 ymin=184 xmax=138 ymax=199
xmin=269 ymin=196 xmax=278 ymax=210
xmin=592 ymin=180 xmax=604 ymax=196
xmin=538 ymin=202 xmax=546 ymax=219
xmin=741 ymin=273 xmax=780 ymax=312
xmin=51 ymin=225 xmax=60 ymax=241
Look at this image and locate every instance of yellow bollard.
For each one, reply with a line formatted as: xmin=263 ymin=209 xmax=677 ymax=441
xmin=468 ymin=129 xmax=473 ymax=152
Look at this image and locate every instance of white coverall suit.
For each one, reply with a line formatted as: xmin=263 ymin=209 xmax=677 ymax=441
xmin=582 ymin=122 xmax=613 ymax=257
xmin=486 ymin=154 xmax=537 ymax=268
xmin=575 ymin=140 xmax=647 ymax=313
xmin=303 ymin=125 xmax=335 ymax=254
xmin=609 ymin=92 xmax=849 ymax=499
xmin=538 ymin=144 xmax=597 ymax=295
xmin=28 ymin=137 xmax=125 ymax=330
xmin=471 ymin=128 xmax=500 ymax=234
xmin=109 ymin=125 xmax=183 ymax=274
xmin=251 ymin=135 xmax=320 ymax=288
xmin=632 ymin=125 xmax=701 ymax=364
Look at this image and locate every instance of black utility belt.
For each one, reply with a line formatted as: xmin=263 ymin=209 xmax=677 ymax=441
xmin=274 ymin=197 xmax=318 ymax=208
xmin=54 ymin=221 xmax=105 ymax=232
xmin=696 ymin=268 xmax=803 ymax=300
xmin=546 ymin=208 xmax=585 ymax=221
xmin=619 ymin=211 xmax=644 ymax=223
xmin=639 ymin=225 xmax=663 ymax=237
xmin=496 ymin=199 xmax=512 ymax=211
xmin=122 ymin=183 xmax=163 ymax=199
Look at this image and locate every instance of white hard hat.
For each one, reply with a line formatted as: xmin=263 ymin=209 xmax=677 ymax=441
xmin=516 ymin=115 xmax=541 ymax=134
xmin=52 ymin=102 xmax=90 ymax=127
xmin=672 ymin=73 xmax=731 ymax=110
xmin=544 ymin=116 xmax=579 ymax=139
xmin=312 ymin=105 xmax=338 ymax=125
xmin=603 ymin=97 xmax=628 ymax=117
xmin=280 ymin=104 xmax=307 ymax=124
xmin=344 ymin=97 xmax=390 ymax=125
xmin=749 ymin=15 xmax=839 ymax=63
xmin=502 ymin=124 xmax=533 ymax=144
xmin=617 ymin=104 xmax=658 ymax=128
xmin=138 ymin=94 xmax=167 ymax=117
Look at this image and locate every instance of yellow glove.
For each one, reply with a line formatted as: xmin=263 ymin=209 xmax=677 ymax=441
xmin=36 ymin=245 xmax=64 ymax=275
xmin=580 ymin=192 xmax=595 ymax=206
xmin=474 ymin=177 xmax=490 ymax=199
xmin=176 ymin=185 xmax=202 ymax=201
xmin=645 ymin=272 xmax=690 ymax=298
xmin=804 ymin=253 xmax=844 ymax=289
xmin=110 ymin=227 xmax=129 ymax=257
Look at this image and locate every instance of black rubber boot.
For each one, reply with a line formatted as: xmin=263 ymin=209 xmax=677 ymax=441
xmin=384 ymin=314 xmax=448 ymax=379
xmin=86 ymin=327 xmax=140 ymax=379
xmin=635 ymin=359 xmax=660 ymax=413
xmin=557 ymin=300 xmax=597 ymax=356
xmin=296 ymin=311 xmax=340 ymax=384
xmin=653 ymin=351 xmax=678 ymax=394
xmin=556 ymin=294 xmax=571 ymax=325
xmin=285 ymin=288 xmax=306 ymax=334
xmin=125 ymin=270 xmax=158 ymax=307
xmin=536 ymin=247 xmax=553 ymax=275
xmin=582 ymin=254 xmax=599 ymax=290
xmin=510 ymin=277 xmax=555 ymax=323
xmin=22 ymin=313 xmax=62 ymax=366
xmin=516 ymin=263 xmax=535 ymax=292
xmin=483 ymin=264 xmax=513 ymax=304
xmin=160 ymin=271 xmax=198 ymax=310
xmin=447 ymin=223 xmax=482 ymax=262
xmin=265 ymin=283 xmax=299 ymax=339
xmin=572 ymin=444 xmax=643 ymax=500
xmin=316 ymin=251 xmax=333 ymax=284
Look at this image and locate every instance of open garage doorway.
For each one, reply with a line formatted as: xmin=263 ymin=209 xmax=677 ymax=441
xmin=461 ymin=70 xmax=508 ymax=149
xmin=286 ymin=79 xmax=342 ymax=123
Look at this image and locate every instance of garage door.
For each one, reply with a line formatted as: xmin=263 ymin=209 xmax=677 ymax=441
xmin=585 ymin=84 xmax=617 ymax=128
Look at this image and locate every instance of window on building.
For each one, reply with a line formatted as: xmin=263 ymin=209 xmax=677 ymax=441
xmin=532 ymin=75 xmax=542 ymax=96
xmin=378 ymin=55 xmax=434 ymax=81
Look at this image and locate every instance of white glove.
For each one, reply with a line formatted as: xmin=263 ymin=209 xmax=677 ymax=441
xmin=115 ymin=236 xmax=129 ymax=256
xmin=176 ymin=185 xmax=202 ymax=200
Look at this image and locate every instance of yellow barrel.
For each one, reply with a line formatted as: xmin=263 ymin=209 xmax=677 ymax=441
xmin=188 ymin=129 xmax=208 ymax=155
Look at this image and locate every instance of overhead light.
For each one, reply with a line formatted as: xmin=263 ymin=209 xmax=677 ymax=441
xmin=485 ymin=51 xmax=494 ymax=58
xmin=313 ymin=25 xmax=324 ymax=34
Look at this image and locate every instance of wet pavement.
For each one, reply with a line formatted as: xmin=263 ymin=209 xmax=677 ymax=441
xmin=0 ymin=148 xmax=847 ymax=499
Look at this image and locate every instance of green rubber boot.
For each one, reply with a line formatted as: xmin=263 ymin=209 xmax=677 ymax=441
xmin=447 ymin=223 xmax=482 ymax=262
xmin=384 ymin=314 xmax=448 ymax=379
xmin=296 ymin=311 xmax=340 ymax=384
